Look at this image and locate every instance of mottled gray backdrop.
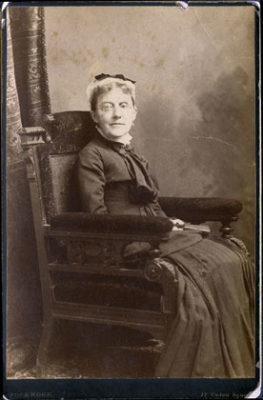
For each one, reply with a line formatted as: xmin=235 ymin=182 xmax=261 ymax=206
xmin=45 ymin=5 xmax=255 ymax=252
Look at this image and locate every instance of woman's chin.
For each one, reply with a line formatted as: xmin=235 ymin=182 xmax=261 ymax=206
xmin=105 ymin=131 xmax=129 ymax=140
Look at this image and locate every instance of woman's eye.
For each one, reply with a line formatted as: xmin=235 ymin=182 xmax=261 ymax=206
xmin=120 ymin=103 xmax=128 ymax=108
xmin=101 ymin=104 xmax=113 ymax=111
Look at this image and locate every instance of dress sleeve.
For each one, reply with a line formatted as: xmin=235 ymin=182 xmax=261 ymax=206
xmin=78 ymin=146 xmax=108 ymax=214
xmin=145 ymin=160 xmax=167 ymax=218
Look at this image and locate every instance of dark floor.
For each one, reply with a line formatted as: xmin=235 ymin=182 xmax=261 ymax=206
xmin=6 ymin=321 xmax=162 ymax=379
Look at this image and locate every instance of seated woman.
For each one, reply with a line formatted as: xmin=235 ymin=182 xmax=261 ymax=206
xmin=78 ymin=73 xmax=255 ymax=378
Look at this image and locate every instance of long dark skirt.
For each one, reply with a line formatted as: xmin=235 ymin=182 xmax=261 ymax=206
xmin=155 ymin=233 xmax=255 ymax=378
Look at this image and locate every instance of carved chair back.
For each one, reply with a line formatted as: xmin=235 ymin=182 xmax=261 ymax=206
xmin=37 ymin=111 xmax=95 ymax=222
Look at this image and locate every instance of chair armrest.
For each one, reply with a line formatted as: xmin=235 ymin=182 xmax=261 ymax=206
xmin=159 ymin=197 xmax=243 ymax=222
xmin=50 ymin=212 xmax=173 ymax=236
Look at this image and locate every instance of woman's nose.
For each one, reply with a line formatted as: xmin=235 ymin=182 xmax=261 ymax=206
xmin=112 ymin=106 xmax=122 ymax=119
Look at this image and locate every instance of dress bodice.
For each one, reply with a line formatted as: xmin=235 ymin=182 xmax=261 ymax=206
xmin=78 ymin=133 xmax=166 ymax=217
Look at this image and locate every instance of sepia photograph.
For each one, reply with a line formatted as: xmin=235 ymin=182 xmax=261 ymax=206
xmin=3 ymin=1 xmax=260 ymax=398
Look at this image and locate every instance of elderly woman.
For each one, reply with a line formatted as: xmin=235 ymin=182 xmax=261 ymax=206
xmin=78 ymin=73 xmax=254 ymax=378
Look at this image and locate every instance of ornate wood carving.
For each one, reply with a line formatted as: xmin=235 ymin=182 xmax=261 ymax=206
xmin=144 ymin=258 xmax=178 ymax=319
xmin=9 ymin=6 xmax=51 ymax=127
xmin=20 ymin=127 xmax=51 ymax=149
xmin=67 ymin=239 xmax=129 ymax=267
xmin=220 ymin=216 xmax=239 ymax=238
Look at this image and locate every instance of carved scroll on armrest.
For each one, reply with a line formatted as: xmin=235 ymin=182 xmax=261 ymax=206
xmin=144 ymin=256 xmax=178 ymax=320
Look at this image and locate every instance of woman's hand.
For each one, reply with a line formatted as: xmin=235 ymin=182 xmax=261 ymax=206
xmin=170 ymin=218 xmax=185 ymax=231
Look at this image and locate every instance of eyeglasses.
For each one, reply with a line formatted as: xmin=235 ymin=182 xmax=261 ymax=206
xmin=94 ymin=73 xmax=136 ymax=84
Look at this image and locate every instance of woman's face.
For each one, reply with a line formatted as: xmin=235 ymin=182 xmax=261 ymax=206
xmin=92 ymin=87 xmax=137 ymax=140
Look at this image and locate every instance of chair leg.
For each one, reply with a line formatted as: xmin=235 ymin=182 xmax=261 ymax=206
xmin=36 ymin=316 xmax=55 ymax=377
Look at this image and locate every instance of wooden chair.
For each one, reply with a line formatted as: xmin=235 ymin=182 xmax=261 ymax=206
xmin=20 ymin=111 xmax=243 ymax=376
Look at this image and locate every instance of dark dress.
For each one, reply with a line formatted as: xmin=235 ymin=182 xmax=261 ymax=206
xmin=78 ymin=133 xmax=255 ymax=378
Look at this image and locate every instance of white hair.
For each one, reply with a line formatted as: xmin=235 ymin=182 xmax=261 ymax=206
xmin=86 ymin=76 xmax=136 ymax=111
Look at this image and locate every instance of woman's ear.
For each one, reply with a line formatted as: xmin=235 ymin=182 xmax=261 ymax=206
xmin=91 ymin=111 xmax=98 ymax=124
